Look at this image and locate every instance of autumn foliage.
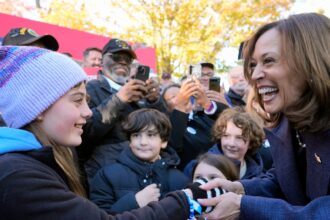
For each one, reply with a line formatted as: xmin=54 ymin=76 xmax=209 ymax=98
xmin=0 ymin=0 xmax=291 ymax=76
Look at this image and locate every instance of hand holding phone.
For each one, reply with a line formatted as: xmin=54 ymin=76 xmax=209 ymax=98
xmin=188 ymin=64 xmax=202 ymax=105
xmin=135 ymin=65 xmax=150 ymax=82
xmin=209 ymin=77 xmax=221 ymax=92
xmin=188 ymin=64 xmax=202 ymax=80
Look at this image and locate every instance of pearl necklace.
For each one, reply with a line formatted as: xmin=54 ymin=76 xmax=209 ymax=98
xmin=295 ymin=130 xmax=306 ymax=148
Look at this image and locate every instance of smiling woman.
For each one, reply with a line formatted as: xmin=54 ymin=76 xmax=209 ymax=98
xmin=33 ymin=82 xmax=91 ymax=147
xmin=0 ymin=46 xmax=194 ymax=220
xmin=243 ymin=13 xmax=330 ymax=132
xmin=197 ymin=13 xmax=330 ymax=220
xmin=0 ymin=46 xmax=91 ymax=198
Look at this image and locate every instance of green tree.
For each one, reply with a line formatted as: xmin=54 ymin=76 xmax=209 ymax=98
xmin=0 ymin=0 xmax=30 ymax=17
xmin=1 ymin=0 xmax=291 ymax=77
xmin=105 ymin=0 xmax=291 ymax=76
xmin=38 ymin=0 xmax=108 ymax=34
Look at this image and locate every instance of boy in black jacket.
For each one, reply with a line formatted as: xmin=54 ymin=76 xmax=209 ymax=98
xmin=89 ymin=109 xmax=189 ymax=213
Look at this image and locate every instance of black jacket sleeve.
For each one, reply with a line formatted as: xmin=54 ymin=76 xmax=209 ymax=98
xmin=0 ymin=159 xmax=189 ymax=220
xmin=168 ymin=110 xmax=189 ymax=153
xmin=83 ymin=80 xmax=128 ymax=142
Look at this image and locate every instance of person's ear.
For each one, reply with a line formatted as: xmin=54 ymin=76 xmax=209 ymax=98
xmin=161 ymin=141 xmax=168 ymax=149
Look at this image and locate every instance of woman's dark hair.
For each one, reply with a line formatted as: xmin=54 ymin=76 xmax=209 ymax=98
xmin=161 ymin=83 xmax=181 ymax=111
xmin=243 ymin=13 xmax=330 ymax=132
xmin=122 ymin=108 xmax=171 ymax=142
xmin=193 ymin=153 xmax=239 ymax=181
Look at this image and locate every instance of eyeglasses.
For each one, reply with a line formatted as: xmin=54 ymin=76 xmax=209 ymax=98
xmin=201 ymin=72 xmax=214 ymax=78
xmin=107 ymin=53 xmax=133 ymax=64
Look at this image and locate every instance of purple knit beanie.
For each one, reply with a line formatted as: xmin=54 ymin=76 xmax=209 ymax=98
xmin=0 ymin=46 xmax=87 ymax=128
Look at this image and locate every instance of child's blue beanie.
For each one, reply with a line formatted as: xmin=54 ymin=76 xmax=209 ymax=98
xmin=0 ymin=46 xmax=87 ymax=128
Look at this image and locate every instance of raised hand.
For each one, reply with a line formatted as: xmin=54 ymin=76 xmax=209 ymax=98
xmin=194 ymin=82 xmax=212 ymax=110
xmin=198 ymin=192 xmax=242 ymax=220
xmin=198 ymin=178 xmax=245 ymax=195
xmin=197 ymin=178 xmax=244 ymax=219
xmin=116 ymin=79 xmax=147 ymax=103
xmin=145 ymin=78 xmax=160 ymax=103
xmin=135 ymin=184 xmax=161 ymax=208
xmin=174 ymin=79 xmax=198 ymax=113
xmin=206 ymin=87 xmax=228 ymax=106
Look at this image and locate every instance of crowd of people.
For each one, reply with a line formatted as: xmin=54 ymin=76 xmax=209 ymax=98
xmin=0 ymin=12 xmax=329 ymax=220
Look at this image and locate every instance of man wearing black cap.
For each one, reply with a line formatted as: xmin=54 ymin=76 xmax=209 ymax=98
xmin=80 ymin=38 xmax=165 ymax=182
xmin=2 ymin=27 xmax=59 ymax=51
xmin=198 ymin=62 xmax=228 ymax=105
xmin=200 ymin=62 xmax=215 ymax=78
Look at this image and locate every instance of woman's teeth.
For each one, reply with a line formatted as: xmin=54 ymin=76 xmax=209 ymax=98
xmin=258 ymin=87 xmax=278 ymax=95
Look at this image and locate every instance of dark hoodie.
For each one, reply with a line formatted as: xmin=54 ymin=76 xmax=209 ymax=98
xmin=184 ymin=143 xmax=264 ymax=180
xmin=208 ymin=143 xmax=264 ymax=179
xmin=0 ymin=127 xmax=190 ymax=220
xmin=89 ymin=147 xmax=189 ymax=213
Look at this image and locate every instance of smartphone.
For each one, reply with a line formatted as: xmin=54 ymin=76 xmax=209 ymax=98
xmin=135 ymin=65 xmax=150 ymax=82
xmin=209 ymin=77 xmax=221 ymax=92
xmin=188 ymin=64 xmax=202 ymax=79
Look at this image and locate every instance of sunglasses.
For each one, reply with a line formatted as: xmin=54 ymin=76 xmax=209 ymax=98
xmin=107 ymin=53 xmax=133 ymax=64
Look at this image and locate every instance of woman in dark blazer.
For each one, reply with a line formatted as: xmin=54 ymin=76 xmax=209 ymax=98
xmin=198 ymin=13 xmax=330 ymax=219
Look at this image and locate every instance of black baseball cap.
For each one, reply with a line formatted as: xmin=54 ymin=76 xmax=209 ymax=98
xmin=199 ymin=62 xmax=214 ymax=70
xmin=2 ymin=28 xmax=59 ymax=51
xmin=102 ymin=38 xmax=137 ymax=59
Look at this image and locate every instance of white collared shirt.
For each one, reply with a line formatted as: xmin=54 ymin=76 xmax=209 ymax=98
xmin=105 ymin=76 xmax=122 ymax=91
xmin=239 ymin=159 xmax=247 ymax=179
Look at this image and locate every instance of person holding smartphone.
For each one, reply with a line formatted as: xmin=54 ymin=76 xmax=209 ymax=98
xmin=78 ymin=38 xmax=166 ymax=184
xmin=198 ymin=62 xmax=228 ymax=105
xmin=0 ymin=46 xmax=216 ymax=220
xmin=199 ymin=13 xmax=330 ymax=220
xmin=162 ymin=74 xmax=228 ymax=170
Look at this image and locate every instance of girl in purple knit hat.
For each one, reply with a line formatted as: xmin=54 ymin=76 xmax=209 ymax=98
xmin=0 ymin=46 xmax=206 ymax=220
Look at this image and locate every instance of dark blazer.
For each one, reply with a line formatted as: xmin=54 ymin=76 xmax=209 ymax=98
xmin=0 ymin=148 xmax=190 ymax=220
xmin=240 ymin=116 xmax=330 ymax=219
xmin=224 ymin=88 xmax=245 ymax=107
xmin=183 ymin=143 xmax=264 ymax=180
xmin=89 ymin=147 xmax=189 ymax=213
